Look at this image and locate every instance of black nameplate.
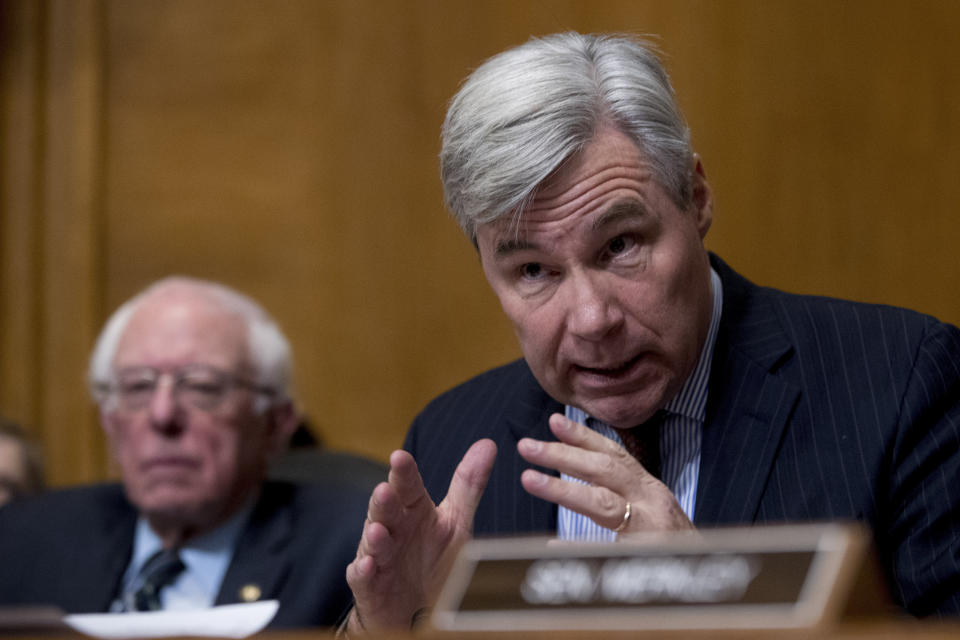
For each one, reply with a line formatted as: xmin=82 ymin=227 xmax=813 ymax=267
xmin=431 ymin=523 xmax=886 ymax=631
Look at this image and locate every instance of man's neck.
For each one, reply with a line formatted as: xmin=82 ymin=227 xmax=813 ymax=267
xmin=145 ymin=487 xmax=261 ymax=548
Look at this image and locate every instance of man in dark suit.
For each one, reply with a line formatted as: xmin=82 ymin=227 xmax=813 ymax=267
xmin=345 ymin=32 xmax=960 ymax=631
xmin=0 ymin=278 xmax=368 ymax=628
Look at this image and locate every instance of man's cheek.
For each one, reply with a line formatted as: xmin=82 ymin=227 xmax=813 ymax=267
xmin=107 ymin=432 xmax=129 ymax=465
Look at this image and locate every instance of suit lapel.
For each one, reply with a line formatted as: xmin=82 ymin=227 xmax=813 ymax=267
xmin=215 ymin=484 xmax=292 ymax=606
xmin=78 ymin=488 xmax=137 ymax=612
xmin=500 ymin=363 xmax=562 ymax=532
xmin=505 ymin=371 xmax=559 ymax=445
xmin=695 ymin=257 xmax=800 ymax=525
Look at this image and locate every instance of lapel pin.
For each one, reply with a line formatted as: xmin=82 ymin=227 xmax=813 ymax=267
xmin=239 ymin=583 xmax=262 ymax=602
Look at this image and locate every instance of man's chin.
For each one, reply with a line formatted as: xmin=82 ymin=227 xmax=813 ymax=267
xmin=577 ymin=392 xmax=667 ymax=428
xmin=134 ymin=490 xmax=213 ymax=524
xmin=559 ymin=367 xmax=673 ymax=427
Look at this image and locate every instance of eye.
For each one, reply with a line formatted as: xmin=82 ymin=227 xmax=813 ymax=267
xmin=180 ymin=375 xmax=227 ymax=397
xmin=608 ymin=235 xmax=634 ymax=255
xmin=119 ymin=380 xmax=155 ymax=395
xmin=115 ymin=371 xmax=156 ymax=394
xmin=600 ymin=234 xmax=639 ymax=263
xmin=519 ymin=262 xmax=545 ymax=280
xmin=185 ymin=382 xmax=224 ymax=396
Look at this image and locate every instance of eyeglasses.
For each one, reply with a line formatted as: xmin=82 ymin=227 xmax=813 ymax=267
xmin=94 ymin=365 xmax=276 ymax=412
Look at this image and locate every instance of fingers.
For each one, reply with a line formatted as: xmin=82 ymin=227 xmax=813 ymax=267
xmin=521 ymin=468 xmax=628 ymax=530
xmin=346 ymin=533 xmax=385 ymax=622
xmin=353 ymin=450 xmax=431 ymax=575
xmin=347 ymin=452 xmax=434 ymax=632
xmin=366 ymin=481 xmax=401 ymax=525
xmin=548 ymin=413 xmax=634 ymax=458
xmin=356 ymin=484 xmax=399 ymax=558
xmin=517 ymin=419 xmax=650 ymax=492
xmin=347 ymin=441 xmax=497 ymax=632
xmin=518 ymin=437 xmax=631 ymax=486
xmin=517 ymin=414 xmax=694 ymax=533
xmin=346 ymin=553 xmax=376 ymax=588
xmin=439 ymin=439 xmax=497 ymax=528
xmin=387 ymin=449 xmax=433 ymax=510
xmin=373 ymin=449 xmax=436 ymax=542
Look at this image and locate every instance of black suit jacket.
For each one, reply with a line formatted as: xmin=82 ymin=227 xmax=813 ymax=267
xmin=404 ymin=255 xmax=960 ymax=617
xmin=0 ymin=480 xmax=368 ymax=628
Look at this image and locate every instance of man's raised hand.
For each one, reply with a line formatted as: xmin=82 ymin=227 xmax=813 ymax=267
xmin=345 ymin=438 xmax=497 ymax=632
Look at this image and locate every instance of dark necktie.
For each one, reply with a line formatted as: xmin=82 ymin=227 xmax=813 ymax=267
xmin=131 ymin=548 xmax=186 ymax=611
xmin=614 ymin=410 xmax=664 ymax=480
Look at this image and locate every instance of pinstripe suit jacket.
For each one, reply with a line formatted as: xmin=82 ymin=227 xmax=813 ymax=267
xmin=404 ymin=254 xmax=960 ymax=617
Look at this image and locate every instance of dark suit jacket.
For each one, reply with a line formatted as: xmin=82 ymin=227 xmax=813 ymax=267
xmin=0 ymin=480 xmax=368 ymax=628
xmin=404 ymin=255 xmax=960 ymax=617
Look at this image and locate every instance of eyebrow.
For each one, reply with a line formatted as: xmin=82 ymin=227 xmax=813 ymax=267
xmin=591 ymin=200 xmax=650 ymax=231
xmin=494 ymin=237 xmax=537 ymax=257
xmin=492 ymin=201 xmax=650 ymax=258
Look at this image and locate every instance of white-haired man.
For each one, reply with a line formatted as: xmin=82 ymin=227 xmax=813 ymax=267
xmin=0 ymin=277 xmax=369 ymax=628
xmin=345 ymin=32 xmax=960 ymax=631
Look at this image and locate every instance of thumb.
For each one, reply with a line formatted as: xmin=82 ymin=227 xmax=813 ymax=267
xmin=439 ymin=439 xmax=497 ymax=530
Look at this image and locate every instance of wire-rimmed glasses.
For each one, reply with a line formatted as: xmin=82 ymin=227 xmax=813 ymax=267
xmin=93 ymin=365 xmax=276 ymax=412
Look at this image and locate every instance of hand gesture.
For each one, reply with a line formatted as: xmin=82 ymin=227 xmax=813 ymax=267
xmin=517 ymin=413 xmax=693 ymax=534
xmin=345 ymin=439 xmax=497 ymax=632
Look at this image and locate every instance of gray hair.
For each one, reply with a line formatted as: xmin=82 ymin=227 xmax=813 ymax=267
xmin=87 ymin=277 xmax=294 ymax=405
xmin=441 ymin=32 xmax=693 ymax=242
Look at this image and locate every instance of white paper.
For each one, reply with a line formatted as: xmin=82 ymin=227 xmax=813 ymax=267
xmin=63 ymin=600 xmax=279 ymax=639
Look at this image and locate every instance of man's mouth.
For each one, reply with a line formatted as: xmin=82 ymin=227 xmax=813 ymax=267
xmin=141 ymin=456 xmax=199 ymax=472
xmin=573 ymin=353 xmax=643 ymax=377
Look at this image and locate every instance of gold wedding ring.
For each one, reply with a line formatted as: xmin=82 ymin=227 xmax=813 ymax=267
xmin=612 ymin=501 xmax=631 ymax=533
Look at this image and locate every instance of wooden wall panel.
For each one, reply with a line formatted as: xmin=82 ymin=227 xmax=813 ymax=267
xmin=99 ymin=0 xmax=522 ymax=461
xmin=674 ymin=3 xmax=960 ymax=317
xmin=3 ymin=0 xmax=959 ymax=484
xmin=1 ymin=0 xmax=106 ymax=485
xmin=39 ymin=0 xmax=106 ymax=483
xmin=0 ymin=0 xmax=43 ymax=434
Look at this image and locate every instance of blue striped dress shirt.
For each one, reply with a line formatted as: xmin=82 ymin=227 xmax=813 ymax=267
xmin=559 ymin=267 xmax=723 ymax=541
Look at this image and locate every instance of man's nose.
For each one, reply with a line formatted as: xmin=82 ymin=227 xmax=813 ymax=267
xmin=148 ymin=377 xmax=182 ymax=431
xmin=565 ymin=270 xmax=623 ymax=341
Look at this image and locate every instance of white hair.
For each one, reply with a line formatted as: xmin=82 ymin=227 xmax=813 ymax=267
xmin=441 ymin=32 xmax=693 ymax=242
xmin=88 ymin=277 xmax=294 ymax=406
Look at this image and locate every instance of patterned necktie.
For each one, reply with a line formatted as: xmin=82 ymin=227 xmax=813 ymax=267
xmin=131 ymin=548 xmax=186 ymax=611
xmin=614 ymin=410 xmax=664 ymax=480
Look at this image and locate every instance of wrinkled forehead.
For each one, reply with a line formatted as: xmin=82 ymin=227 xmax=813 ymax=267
xmin=478 ymin=127 xmax=656 ymax=248
xmin=113 ymin=288 xmax=251 ymax=372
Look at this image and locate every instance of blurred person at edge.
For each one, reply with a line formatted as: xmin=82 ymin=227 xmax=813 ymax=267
xmin=0 ymin=417 xmax=45 ymax=506
xmin=344 ymin=32 xmax=960 ymax=632
xmin=0 ymin=277 xmax=368 ymax=628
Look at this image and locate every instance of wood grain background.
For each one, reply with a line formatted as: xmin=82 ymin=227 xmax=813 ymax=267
xmin=2 ymin=0 xmax=958 ymax=486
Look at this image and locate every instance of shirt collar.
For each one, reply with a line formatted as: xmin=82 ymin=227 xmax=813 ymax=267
xmin=128 ymin=498 xmax=255 ymax=597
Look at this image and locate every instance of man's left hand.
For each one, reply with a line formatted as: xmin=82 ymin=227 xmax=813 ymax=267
xmin=517 ymin=413 xmax=694 ymax=534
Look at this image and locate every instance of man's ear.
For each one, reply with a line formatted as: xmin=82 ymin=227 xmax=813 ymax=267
xmin=691 ymin=154 xmax=713 ymax=239
xmin=266 ymin=401 xmax=299 ymax=458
